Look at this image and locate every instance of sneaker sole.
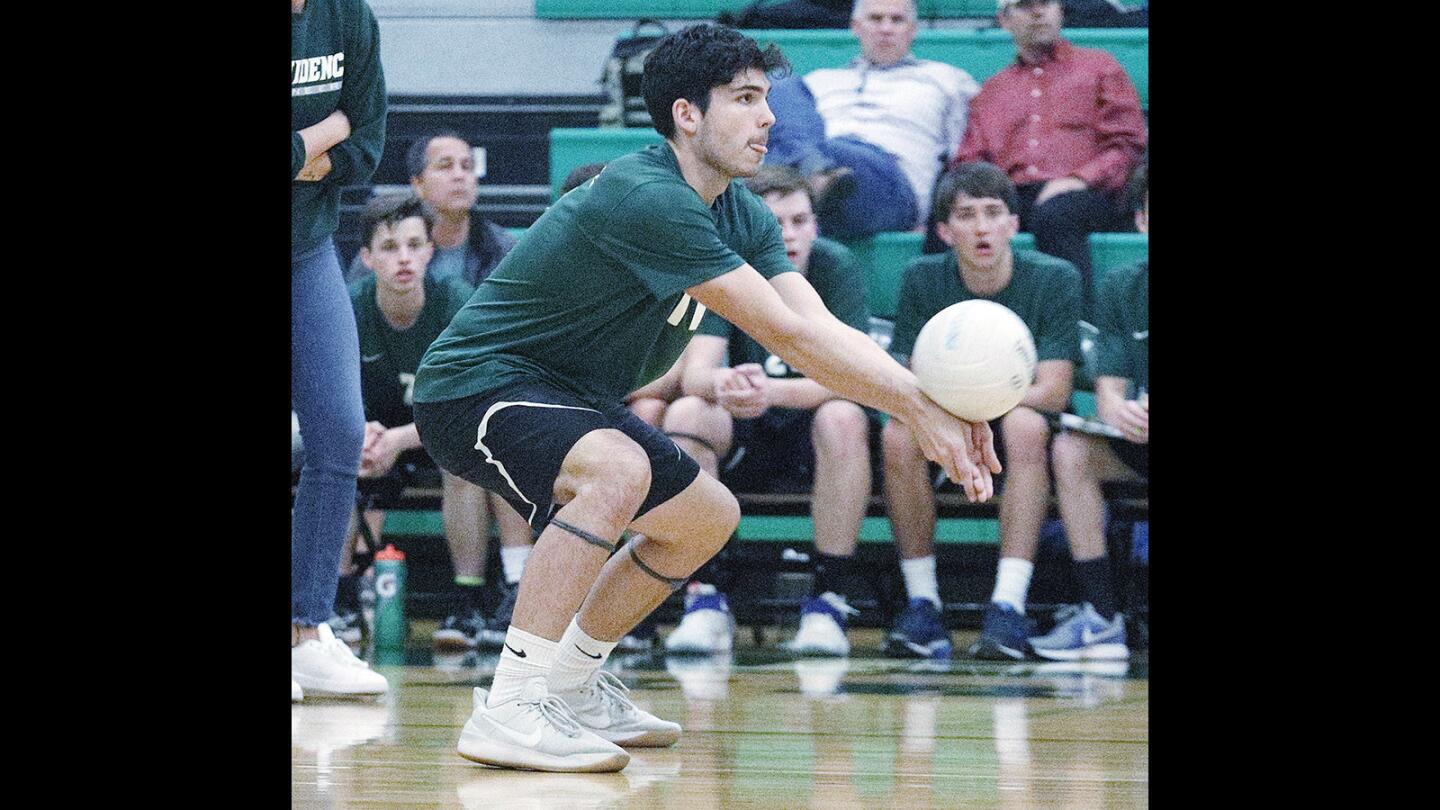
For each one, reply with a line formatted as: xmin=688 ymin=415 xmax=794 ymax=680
xmin=1032 ymin=642 xmax=1130 ymax=662
xmin=292 ymin=680 xmax=388 ymax=696
xmin=457 ymin=739 xmax=630 ymax=773
xmin=885 ymin=638 xmax=953 ymax=659
xmin=592 ymin=726 xmax=680 ymax=747
xmin=786 ymin=642 xmax=849 ymax=657
xmin=968 ymin=637 xmax=1029 ymax=661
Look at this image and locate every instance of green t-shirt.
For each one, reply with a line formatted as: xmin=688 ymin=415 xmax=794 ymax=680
xmin=698 ymin=238 xmax=869 ymax=378
xmin=415 ymin=144 xmax=793 ymax=407
xmin=891 ymin=249 xmax=1083 ymax=366
xmin=351 ymin=273 xmax=475 ymax=426
xmin=1094 ymin=260 xmax=1147 ymax=391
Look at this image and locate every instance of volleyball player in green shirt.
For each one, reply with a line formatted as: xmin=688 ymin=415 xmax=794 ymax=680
xmin=412 ymin=24 xmax=1000 ymax=773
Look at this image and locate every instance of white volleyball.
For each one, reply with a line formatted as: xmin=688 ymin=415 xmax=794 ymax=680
xmin=910 ymin=299 xmax=1038 ymax=422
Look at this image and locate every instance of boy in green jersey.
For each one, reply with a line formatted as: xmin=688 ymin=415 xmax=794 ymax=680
xmin=340 ymin=194 xmax=534 ymax=653
xmin=413 ymin=24 xmax=1000 ymax=773
xmin=1031 ymin=162 xmax=1148 ymax=662
xmin=880 ymin=162 xmax=1082 ymax=661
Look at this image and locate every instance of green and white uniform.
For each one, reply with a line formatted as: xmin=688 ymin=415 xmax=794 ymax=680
xmin=415 ymin=144 xmax=793 ymax=408
xmin=1094 ymin=260 xmax=1147 ymax=392
xmin=891 ymin=249 xmax=1083 ymax=367
xmin=351 ymin=274 xmax=475 ymax=428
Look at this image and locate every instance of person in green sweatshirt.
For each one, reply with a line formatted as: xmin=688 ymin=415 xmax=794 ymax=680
xmin=290 ymin=0 xmax=389 ymax=703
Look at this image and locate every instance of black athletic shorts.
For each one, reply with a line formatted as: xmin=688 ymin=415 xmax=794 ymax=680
xmin=413 ymin=378 xmax=700 ymax=534
xmin=718 ymin=406 xmax=881 ymax=494
xmin=1106 ymin=436 xmax=1149 ymax=477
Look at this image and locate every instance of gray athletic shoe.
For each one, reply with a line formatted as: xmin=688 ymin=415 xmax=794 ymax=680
xmin=457 ymin=679 xmax=630 ymax=772
xmin=554 ymin=671 xmax=681 ymax=748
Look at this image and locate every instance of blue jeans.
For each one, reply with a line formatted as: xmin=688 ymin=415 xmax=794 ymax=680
xmin=765 ymin=76 xmax=918 ymax=238
xmin=292 ymin=235 xmax=366 ymax=626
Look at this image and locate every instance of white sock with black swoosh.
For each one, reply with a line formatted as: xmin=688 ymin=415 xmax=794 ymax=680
xmin=548 ymin=616 xmax=617 ymax=695
xmin=488 ymin=627 xmax=557 ymax=708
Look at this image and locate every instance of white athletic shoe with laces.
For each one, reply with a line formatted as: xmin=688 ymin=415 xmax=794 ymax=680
xmin=663 ymin=585 xmax=735 ymax=654
xmin=291 ymin=622 xmax=389 ymax=696
xmin=554 ymin=671 xmax=681 ymax=747
xmin=457 ymin=679 xmax=630 ymax=772
xmin=784 ymin=592 xmax=858 ymax=656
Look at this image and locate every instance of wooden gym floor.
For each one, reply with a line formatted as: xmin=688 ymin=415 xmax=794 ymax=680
xmin=292 ymin=626 xmax=1148 ymax=808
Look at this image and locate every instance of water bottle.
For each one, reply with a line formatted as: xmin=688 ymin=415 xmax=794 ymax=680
xmin=373 ymin=544 xmax=408 ymax=650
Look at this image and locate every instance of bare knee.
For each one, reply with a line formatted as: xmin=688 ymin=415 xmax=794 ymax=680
xmin=812 ymin=400 xmax=868 ymax=461
xmin=627 ymin=396 xmax=667 ymax=428
xmin=662 ymin=395 xmax=732 ymax=461
xmin=555 ymin=429 xmax=652 ymax=526
xmin=881 ymin=418 xmax=923 ymax=468
xmin=1052 ymin=431 xmax=1098 ymax=486
xmin=1000 ymin=407 xmax=1052 ymax=469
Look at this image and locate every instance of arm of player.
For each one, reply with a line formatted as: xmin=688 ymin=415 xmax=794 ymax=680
xmin=1022 ymin=359 xmax=1074 ymax=413
xmin=688 ymin=266 xmax=1000 ymax=500
xmin=1095 ymin=375 xmax=1148 ymax=443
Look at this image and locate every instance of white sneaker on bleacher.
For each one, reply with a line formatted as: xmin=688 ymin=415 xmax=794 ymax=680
xmin=457 ymin=680 xmax=630 ymax=772
xmin=292 ymin=678 xmax=304 ymax=703
xmin=291 ymin=623 xmax=390 ymax=696
xmin=554 ymin=671 xmax=681 ymax=748
xmin=663 ymin=584 xmax=734 ymax=654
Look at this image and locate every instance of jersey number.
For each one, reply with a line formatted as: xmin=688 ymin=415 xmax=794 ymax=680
xmin=666 ymin=294 xmax=706 ymax=331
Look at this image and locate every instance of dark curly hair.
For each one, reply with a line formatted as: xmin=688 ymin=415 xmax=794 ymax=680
xmin=931 ymin=162 xmax=1019 ymax=223
xmin=360 ymin=193 xmax=435 ymax=247
xmin=642 ymin=23 xmax=790 ymax=140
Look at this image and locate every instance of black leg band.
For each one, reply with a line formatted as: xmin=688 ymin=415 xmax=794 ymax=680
xmin=550 ymin=517 xmax=617 ymax=554
xmin=628 ymin=543 xmax=689 ymax=591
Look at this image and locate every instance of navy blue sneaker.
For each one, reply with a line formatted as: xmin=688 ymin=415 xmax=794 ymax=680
xmin=884 ymin=598 xmax=953 ymax=659
xmin=967 ymin=602 xmax=1036 ymax=661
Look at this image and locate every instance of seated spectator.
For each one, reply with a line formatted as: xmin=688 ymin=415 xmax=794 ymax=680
xmin=881 ymin=162 xmax=1081 ymax=660
xmin=764 ymin=0 xmax=979 ymax=239
xmin=948 ymin=0 xmax=1146 ymax=314
xmin=346 ymin=130 xmax=517 ymax=288
xmin=1030 ymin=161 xmax=1147 ymax=661
xmin=660 ymin=165 xmax=874 ymax=656
xmin=333 ymin=193 xmax=534 ymax=652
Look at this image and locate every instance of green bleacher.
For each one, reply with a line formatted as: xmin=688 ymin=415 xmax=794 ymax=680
xmin=547 ymin=26 xmax=1147 ymax=111
xmin=535 ymin=1 xmax=1004 ymax=20
xmin=747 ymin=28 xmax=1147 ymax=107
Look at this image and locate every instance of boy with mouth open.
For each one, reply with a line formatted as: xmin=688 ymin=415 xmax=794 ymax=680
xmin=880 ymin=161 xmax=1082 ymax=662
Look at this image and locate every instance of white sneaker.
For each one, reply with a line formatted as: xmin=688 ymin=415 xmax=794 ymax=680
xmin=784 ymin=592 xmax=856 ymax=656
xmin=292 ymin=622 xmax=390 ymax=696
xmin=555 ymin=671 xmax=681 ymax=748
xmin=457 ymin=680 xmax=630 ymax=772
xmin=292 ymin=678 xmax=304 ymax=703
xmin=663 ymin=584 xmax=734 ymax=654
